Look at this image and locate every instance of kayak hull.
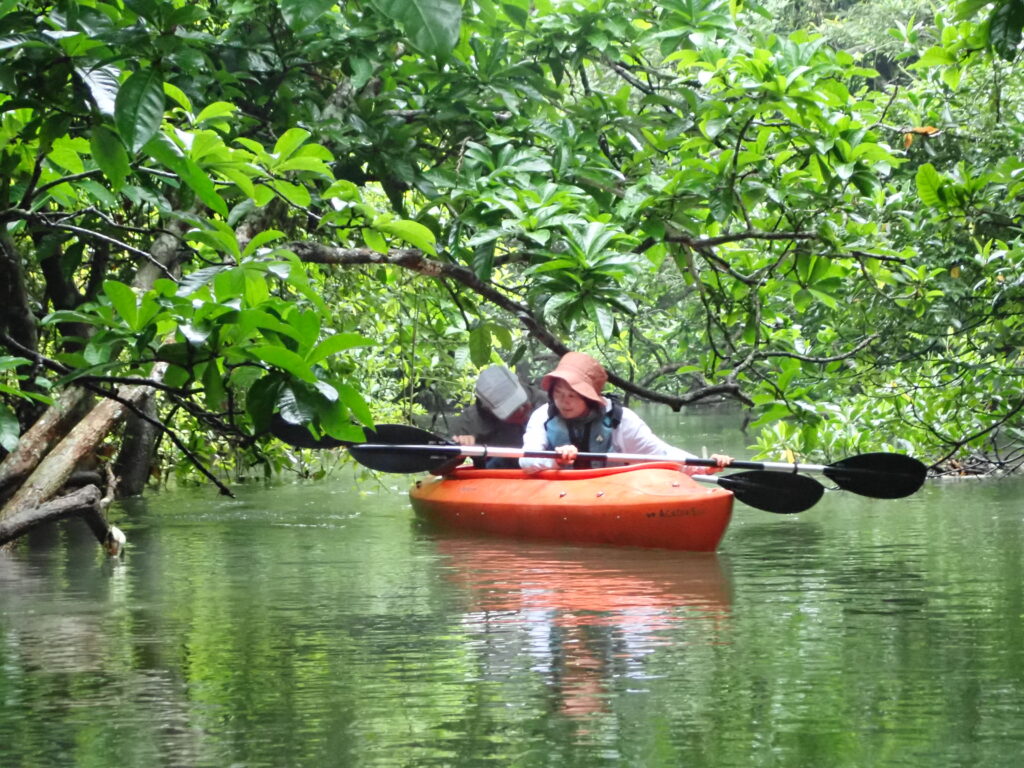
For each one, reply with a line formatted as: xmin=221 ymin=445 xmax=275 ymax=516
xmin=409 ymin=462 xmax=733 ymax=551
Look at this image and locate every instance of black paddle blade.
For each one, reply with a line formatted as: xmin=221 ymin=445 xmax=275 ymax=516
xmin=823 ymin=452 xmax=927 ymax=499
xmin=269 ymin=413 xmax=353 ymax=449
xmin=270 ymin=418 xmax=446 ymax=454
xmin=716 ymin=470 xmax=825 ymax=514
xmin=348 ymin=424 xmax=459 ymax=473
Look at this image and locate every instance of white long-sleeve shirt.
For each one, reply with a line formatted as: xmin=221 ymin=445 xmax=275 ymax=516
xmin=519 ymin=400 xmax=709 ymax=473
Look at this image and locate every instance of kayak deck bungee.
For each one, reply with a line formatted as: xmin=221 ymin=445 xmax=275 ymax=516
xmin=409 ymin=461 xmax=733 ymax=551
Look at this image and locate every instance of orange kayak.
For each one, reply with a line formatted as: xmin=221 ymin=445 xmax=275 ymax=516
xmin=409 ymin=461 xmax=733 ymax=551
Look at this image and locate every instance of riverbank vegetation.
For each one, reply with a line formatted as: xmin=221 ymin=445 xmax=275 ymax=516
xmin=1 ymin=0 xmax=1023 ymax=539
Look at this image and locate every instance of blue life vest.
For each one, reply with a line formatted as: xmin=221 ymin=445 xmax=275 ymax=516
xmin=543 ymin=395 xmax=623 ymax=469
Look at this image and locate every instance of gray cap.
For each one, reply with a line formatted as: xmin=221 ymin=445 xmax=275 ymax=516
xmin=475 ymin=365 xmax=529 ymax=420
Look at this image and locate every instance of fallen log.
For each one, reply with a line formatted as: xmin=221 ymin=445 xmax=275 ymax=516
xmin=0 ymin=387 xmax=91 ymax=505
xmin=0 ymin=484 xmax=124 ymax=555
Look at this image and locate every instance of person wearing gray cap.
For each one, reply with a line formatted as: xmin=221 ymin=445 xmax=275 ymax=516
xmin=448 ymin=365 xmax=545 ymax=468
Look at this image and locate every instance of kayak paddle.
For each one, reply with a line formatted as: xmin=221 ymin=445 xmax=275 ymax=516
xmin=270 ymin=419 xmax=923 ymax=503
xmin=345 ymin=442 xmax=822 ymax=513
xmin=691 ymin=470 xmax=824 ymax=514
xmin=269 ymin=415 xmax=437 ymax=450
xmin=680 ymin=452 xmax=927 ymax=499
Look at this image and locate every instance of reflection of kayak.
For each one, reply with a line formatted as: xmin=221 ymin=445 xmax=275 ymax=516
xmin=438 ymin=538 xmax=732 ymax=721
xmin=409 ymin=462 xmax=733 ymax=551
xmin=437 ymin=537 xmax=732 ymax=621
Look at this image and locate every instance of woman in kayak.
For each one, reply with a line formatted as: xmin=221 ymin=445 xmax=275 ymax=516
xmin=520 ymin=352 xmax=733 ymax=473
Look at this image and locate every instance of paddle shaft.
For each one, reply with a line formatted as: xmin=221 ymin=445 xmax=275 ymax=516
xmin=271 ymin=420 xmax=924 ymax=499
xmin=345 ymin=439 xmax=826 ymax=512
xmin=684 ymin=457 xmax=831 ymax=472
xmin=351 ymin=443 xmax=722 ymax=467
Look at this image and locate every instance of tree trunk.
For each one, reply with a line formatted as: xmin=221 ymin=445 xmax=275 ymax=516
xmin=0 ymin=387 xmax=91 ymax=506
xmin=0 ymin=232 xmax=39 ymax=355
xmin=1 ymin=395 xmax=128 ymax=516
xmin=0 ymin=483 xmax=124 ymax=555
xmin=0 ymin=217 xmax=188 ymax=548
xmin=114 ymin=395 xmax=160 ymax=497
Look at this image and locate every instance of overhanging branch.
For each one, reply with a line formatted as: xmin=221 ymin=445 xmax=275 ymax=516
xmin=288 ymin=241 xmax=753 ymax=410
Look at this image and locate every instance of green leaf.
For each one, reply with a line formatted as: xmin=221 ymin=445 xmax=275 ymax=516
xmin=502 ymin=0 xmax=530 ymax=26
xmin=279 ymin=0 xmax=337 ymax=32
xmin=216 ymin=167 xmax=257 ymax=199
xmin=275 ymin=157 xmax=333 ymax=175
xmin=307 ymin=333 xmax=375 ymax=364
xmin=241 ymin=229 xmax=286 ymax=259
xmin=244 ymin=270 xmax=270 ymax=305
xmin=272 ymin=128 xmax=312 ymax=162
xmin=277 ymin=384 xmax=318 ymax=424
xmin=338 ymin=382 xmax=374 ymax=427
xmin=103 ymin=280 xmax=138 ymax=329
xmin=90 ymin=125 xmax=131 ymax=190
xmin=195 ymin=101 xmax=237 ymax=125
xmin=115 ymin=69 xmax=166 ymax=154
xmin=990 ymin=0 xmax=1024 ymax=61
xmin=312 ymin=380 xmax=339 ymax=403
xmin=203 ymin=358 xmax=226 ymax=411
xmin=270 ymin=180 xmax=311 ymax=208
xmin=792 ymin=288 xmax=814 ymax=312
xmin=489 ymin=323 xmax=513 ymax=350
xmin=362 ymin=228 xmax=388 ymax=253
xmin=163 ymin=82 xmax=192 ymax=111
xmin=181 ymin=157 xmax=229 ymax=217
xmin=177 ymin=265 xmax=230 ymax=297
xmin=246 ymin=375 xmax=284 ymax=434
xmin=369 ymin=0 xmax=461 ymax=57
xmin=909 ymin=46 xmax=957 ymax=70
xmin=469 ymin=325 xmax=492 ymax=367
xmin=376 ymin=219 xmax=437 ymax=254
xmin=233 ymin=309 xmax=300 ymax=344
xmin=915 ymin=163 xmax=945 ymax=208
xmin=179 ymin=323 xmax=212 ymax=346
xmin=289 ymin=309 xmax=322 ymax=353
xmin=589 ymin=301 xmax=615 ymax=340
xmin=0 ymin=405 xmax=19 ymax=452
xmin=954 ymin=0 xmax=995 ymax=21
xmin=941 ymin=65 xmax=963 ymax=90
xmin=250 ymin=344 xmax=317 ymax=382
xmin=47 ymin=137 xmax=86 ymax=174
xmin=0 ymin=357 xmax=30 ymax=372
xmin=142 ymin=131 xmax=184 ymax=172
xmin=186 ymin=226 xmax=241 ymax=259
xmin=75 ymin=65 xmax=119 ymax=117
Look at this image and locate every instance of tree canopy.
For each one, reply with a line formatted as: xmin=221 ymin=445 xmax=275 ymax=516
xmin=1 ymin=0 xmax=1023 ymax=516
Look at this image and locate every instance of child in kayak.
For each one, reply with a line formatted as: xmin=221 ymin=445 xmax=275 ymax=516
xmin=520 ymin=352 xmax=733 ymax=472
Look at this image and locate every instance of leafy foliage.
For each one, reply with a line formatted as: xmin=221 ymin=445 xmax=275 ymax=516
xmin=2 ymin=0 xmax=1024 ymax=486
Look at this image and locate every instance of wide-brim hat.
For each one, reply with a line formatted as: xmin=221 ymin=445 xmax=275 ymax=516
xmin=475 ymin=365 xmax=529 ymax=420
xmin=541 ymin=352 xmax=607 ymax=405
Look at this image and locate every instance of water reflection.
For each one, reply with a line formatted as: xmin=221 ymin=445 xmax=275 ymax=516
xmin=5 ymin=418 xmax=1024 ymax=767
xmin=433 ymin=537 xmax=733 ymax=724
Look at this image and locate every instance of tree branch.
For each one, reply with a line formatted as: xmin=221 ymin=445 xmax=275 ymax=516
xmin=288 ymin=242 xmax=754 ymax=410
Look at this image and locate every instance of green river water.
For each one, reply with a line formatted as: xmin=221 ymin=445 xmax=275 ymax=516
xmin=2 ymin=406 xmax=1023 ymax=767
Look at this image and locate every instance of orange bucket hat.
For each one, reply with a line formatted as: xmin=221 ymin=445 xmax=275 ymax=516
xmin=541 ymin=352 xmax=607 ymax=405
